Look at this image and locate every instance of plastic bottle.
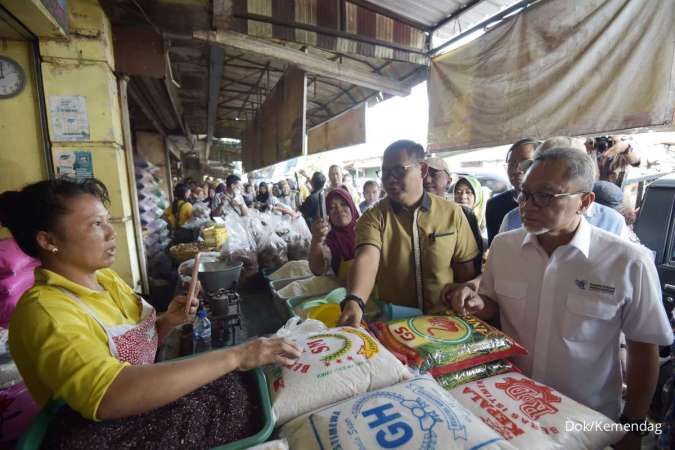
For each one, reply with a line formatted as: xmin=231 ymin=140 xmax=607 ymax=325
xmin=192 ymin=309 xmax=212 ymax=354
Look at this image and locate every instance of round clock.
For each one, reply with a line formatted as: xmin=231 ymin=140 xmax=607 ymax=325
xmin=0 ymin=56 xmax=26 ymax=99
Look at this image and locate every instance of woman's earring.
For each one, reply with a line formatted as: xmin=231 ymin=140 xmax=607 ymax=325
xmin=51 ymin=247 xmax=58 ymax=253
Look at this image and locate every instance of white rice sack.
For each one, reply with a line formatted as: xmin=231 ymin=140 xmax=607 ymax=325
xmin=270 ymin=260 xmax=313 ymax=281
xmin=277 ymin=276 xmax=342 ymax=300
xmin=281 ymin=375 xmax=515 ymax=450
xmin=245 ymin=439 xmax=288 ymax=450
xmin=267 ymin=318 xmax=412 ymax=426
xmin=449 ymin=373 xmax=624 ymax=449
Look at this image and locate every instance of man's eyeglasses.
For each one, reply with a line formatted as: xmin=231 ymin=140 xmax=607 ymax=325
xmin=507 ymin=159 xmax=533 ymax=172
xmin=516 ymin=189 xmax=587 ymax=208
xmin=377 ymin=163 xmax=417 ymax=180
xmin=427 ymin=168 xmax=446 ymax=178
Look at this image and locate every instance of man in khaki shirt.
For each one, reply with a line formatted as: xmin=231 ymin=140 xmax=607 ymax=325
xmin=338 ymin=140 xmax=479 ymax=327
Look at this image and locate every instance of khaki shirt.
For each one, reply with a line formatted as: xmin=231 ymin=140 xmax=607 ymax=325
xmin=356 ymin=192 xmax=479 ymax=312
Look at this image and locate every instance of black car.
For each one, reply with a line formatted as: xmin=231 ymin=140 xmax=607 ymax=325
xmin=634 ymin=173 xmax=675 ymax=319
xmin=634 ymin=173 xmax=675 ymax=420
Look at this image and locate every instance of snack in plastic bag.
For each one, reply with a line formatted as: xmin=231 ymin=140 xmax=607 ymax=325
xmin=373 ymin=314 xmax=526 ymax=377
xmin=281 ymin=375 xmax=516 ymax=450
xmin=435 ymin=360 xmax=518 ymax=391
xmin=267 ymin=318 xmax=411 ymax=426
xmin=450 ymin=373 xmax=624 ymax=449
xmin=257 ymin=232 xmax=288 ymax=270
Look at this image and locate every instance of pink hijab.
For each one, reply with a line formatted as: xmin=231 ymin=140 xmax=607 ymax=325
xmin=325 ymin=188 xmax=359 ymax=274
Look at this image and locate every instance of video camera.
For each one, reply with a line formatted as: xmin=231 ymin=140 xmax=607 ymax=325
xmin=592 ymin=136 xmax=615 ymax=153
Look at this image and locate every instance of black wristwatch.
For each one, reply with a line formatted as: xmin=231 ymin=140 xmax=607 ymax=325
xmin=619 ymin=415 xmax=649 ymax=437
xmin=340 ymin=294 xmax=365 ymax=313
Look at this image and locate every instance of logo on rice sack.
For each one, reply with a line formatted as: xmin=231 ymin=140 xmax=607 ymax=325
xmin=348 ymin=382 xmax=467 ymax=449
xmin=494 ymin=377 xmax=562 ymax=420
xmin=393 ymin=316 xmax=472 ymax=345
xmin=306 ymin=328 xmax=379 ymax=368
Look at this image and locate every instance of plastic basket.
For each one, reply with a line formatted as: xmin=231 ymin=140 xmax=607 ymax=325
xmin=17 ymin=368 xmax=273 ymax=450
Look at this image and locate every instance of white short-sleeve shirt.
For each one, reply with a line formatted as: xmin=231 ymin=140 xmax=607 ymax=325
xmin=480 ymin=217 xmax=672 ymax=420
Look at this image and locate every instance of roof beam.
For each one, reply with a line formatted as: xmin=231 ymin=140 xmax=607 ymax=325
xmin=191 ymin=30 xmax=411 ymax=97
xmin=206 ymin=45 xmax=226 ymax=160
xmin=233 ymin=12 xmax=427 ymax=55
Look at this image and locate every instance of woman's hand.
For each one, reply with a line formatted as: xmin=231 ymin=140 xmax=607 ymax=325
xmin=164 ymin=292 xmax=200 ymax=327
xmin=234 ymin=337 xmax=303 ymax=370
xmin=311 ymin=218 xmax=330 ymax=242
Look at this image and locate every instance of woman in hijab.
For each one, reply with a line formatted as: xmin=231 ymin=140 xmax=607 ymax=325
xmin=454 ymin=175 xmax=487 ymax=233
xmin=255 ymin=182 xmax=270 ymax=212
xmin=308 ymin=188 xmax=359 ymax=282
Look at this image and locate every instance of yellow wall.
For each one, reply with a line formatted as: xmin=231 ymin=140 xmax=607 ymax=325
xmin=0 ymin=0 xmax=142 ymax=288
xmin=0 ymin=40 xmax=47 ymax=193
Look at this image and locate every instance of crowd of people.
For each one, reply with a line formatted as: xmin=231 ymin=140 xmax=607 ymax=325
xmin=0 ymin=130 xmax=669 ymax=450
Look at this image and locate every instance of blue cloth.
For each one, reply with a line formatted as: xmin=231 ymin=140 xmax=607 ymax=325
xmin=501 ymin=203 xmax=625 ymax=236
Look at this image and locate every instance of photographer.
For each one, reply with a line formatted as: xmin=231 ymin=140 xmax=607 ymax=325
xmin=585 ymin=135 xmax=640 ymax=186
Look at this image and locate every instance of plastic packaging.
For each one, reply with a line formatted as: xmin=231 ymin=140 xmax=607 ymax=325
xmin=373 ymin=314 xmax=527 ymax=377
xmin=267 ymin=318 xmax=412 ymax=426
xmin=435 ymin=359 xmax=518 ymax=391
xmin=192 ymin=310 xmax=212 ymax=354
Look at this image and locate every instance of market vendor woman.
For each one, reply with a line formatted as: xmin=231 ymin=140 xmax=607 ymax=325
xmin=0 ymin=179 xmax=301 ymax=445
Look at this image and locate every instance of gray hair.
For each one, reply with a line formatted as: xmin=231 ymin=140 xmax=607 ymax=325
xmin=535 ymin=136 xmax=587 ymax=155
xmin=532 ymin=147 xmax=595 ymax=192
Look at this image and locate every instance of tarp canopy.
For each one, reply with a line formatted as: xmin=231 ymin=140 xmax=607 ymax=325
xmin=428 ymin=0 xmax=675 ymax=152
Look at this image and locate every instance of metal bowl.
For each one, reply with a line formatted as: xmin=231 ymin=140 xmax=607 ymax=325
xmin=198 ymin=261 xmax=243 ymax=292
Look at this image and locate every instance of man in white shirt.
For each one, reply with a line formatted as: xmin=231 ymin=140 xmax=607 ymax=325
xmin=451 ymin=147 xmax=672 ymax=450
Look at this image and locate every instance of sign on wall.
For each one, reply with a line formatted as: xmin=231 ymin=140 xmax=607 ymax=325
xmin=54 ymin=149 xmax=93 ymax=181
xmin=48 ymin=95 xmax=90 ymax=141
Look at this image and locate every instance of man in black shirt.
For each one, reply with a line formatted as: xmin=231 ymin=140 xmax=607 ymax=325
xmin=486 ymin=138 xmax=538 ymax=245
xmin=299 ymin=171 xmax=327 ymax=227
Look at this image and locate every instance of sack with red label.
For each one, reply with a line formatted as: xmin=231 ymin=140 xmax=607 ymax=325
xmin=449 ymin=373 xmax=624 ymax=449
xmin=435 ymin=360 xmax=518 ymax=391
xmin=267 ymin=318 xmax=412 ymax=426
xmin=373 ymin=314 xmax=527 ymax=377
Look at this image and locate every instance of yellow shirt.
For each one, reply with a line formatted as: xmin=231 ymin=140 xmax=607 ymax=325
xmin=356 ymin=192 xmax=479 ymax=312
xmin=164 ymin=201 xmax=193 ymax=228
xmin=9 ymin=268 xmax=142 ymax=420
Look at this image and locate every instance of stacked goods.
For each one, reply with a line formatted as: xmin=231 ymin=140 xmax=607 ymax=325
xmin=267 ymin=319 xmax=412 ymax=426
xmin=0 ymin=239 xmax=39 ymax=327
xmin=134 ymin=159 xmax=170 ymax=270
xmin=373 ymin=314 xmax=526 ymax=377
xmin=449 ymin=373 xmax=624 ymax=449
xmin=202 ymin=225 xmax=227 ymax=248
xmin=281 ymin=376 xmax=515 ymax=450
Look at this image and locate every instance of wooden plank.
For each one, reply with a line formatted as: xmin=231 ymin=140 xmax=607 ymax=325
xmin=307 ymin=103 xmax=365 ymax=154
xmin=241 ymin=66 xmax=307 ymax=171
xmin=112 ymin=26 xmax=165 ymax=78
xmin=192 ymin=29 xmax=410 ymax=97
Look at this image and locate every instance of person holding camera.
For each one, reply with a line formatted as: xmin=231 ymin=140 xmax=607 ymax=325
xmin=585 ymin=135 xmax=640 ymax=186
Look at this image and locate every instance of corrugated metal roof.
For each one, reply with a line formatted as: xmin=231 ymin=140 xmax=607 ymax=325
xmin=365 ymin=0 xmax=520 ymax=35
xmin=363 ymin=0 xmax=469 ymax=28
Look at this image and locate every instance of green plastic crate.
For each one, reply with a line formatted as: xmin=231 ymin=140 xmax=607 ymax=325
xmin=17 ymin=368 xmax=274 ymax=450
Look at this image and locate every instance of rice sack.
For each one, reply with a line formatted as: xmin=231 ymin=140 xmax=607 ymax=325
xmin=281 ymin=375 xmax=517 ymax=450
xmin=449 ymin=373 xmax=624 ymax=449
xmin=268 ymin=319 xmax=412 ymax=426
xmin=374 ymin=314 xmax=526 ymax=376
